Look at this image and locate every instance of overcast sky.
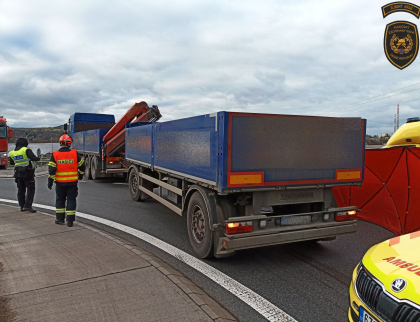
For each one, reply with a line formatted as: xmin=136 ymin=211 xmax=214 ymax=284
xmin=1 ymin=0 xmax=420 ymax=134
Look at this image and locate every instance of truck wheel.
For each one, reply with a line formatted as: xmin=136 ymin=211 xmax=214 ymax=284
xmin=91 ymin=157 xmax=98 ymax=180
xmin=129 ymin=167 xmax=142 ymax=201
xmin=84 ymin=156 xmax=92 ymax=180
xmin=187 ymin=192 xmax=214 ymax=259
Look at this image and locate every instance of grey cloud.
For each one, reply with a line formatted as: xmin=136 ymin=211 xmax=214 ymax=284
xmin=0 ymin=0 xmax=418 ymax=134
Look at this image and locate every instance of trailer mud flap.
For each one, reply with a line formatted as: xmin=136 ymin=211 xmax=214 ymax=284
xmin=213 ymin=196 xmax=237 ymax=258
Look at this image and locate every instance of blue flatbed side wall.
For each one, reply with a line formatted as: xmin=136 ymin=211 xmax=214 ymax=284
xmin=72 ymin=132 xmax=84 ymax=154
xmin=72 ymin=128 xmax=108 ymax=157
xmin=126 ymin=122 xmax=154 ymax=165
xmin=125 ymin=115 xmax=219 ymax=183
xmin=153 ymin=114 xmax=218 ymax=183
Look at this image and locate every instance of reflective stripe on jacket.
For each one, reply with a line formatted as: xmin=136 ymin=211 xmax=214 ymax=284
xmin=9 ymin=147 xmax=31 ymax=167
xmin=53 ymin=149 xmax=78 ymax=182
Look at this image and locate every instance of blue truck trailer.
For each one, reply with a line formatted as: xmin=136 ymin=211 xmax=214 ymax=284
xmin=125 ymin=111 xmax=366 ymax=258
xmin=70 ymin=113 xmax=117 ymax=179
xmin=68 ymin=102 xmax=161 ymax=180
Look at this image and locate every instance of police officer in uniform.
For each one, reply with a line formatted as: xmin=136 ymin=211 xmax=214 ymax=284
xmin=48 ymin=134 xmax=85 ymax=227
xmin=8 ymin=137 xmax=40 ymax=212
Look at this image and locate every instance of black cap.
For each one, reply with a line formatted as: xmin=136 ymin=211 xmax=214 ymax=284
xmin=16 ymin=138 xmax=29 ymax=147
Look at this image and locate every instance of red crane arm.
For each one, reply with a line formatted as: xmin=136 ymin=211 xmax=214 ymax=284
xmin=102 ymin=101 xmax=161 ymax=158
xmin=102 ymin=101 xmax=151 ymax=142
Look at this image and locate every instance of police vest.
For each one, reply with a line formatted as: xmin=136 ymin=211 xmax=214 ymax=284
xmin=9 ymin=147 xmax=32 ymax=168
xmin=53 ymin=149 xmax=79 ymax=182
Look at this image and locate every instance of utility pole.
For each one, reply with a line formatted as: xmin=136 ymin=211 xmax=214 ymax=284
xmin=397 ymin=104 xmax=399 ymax=129
xmin=394 ymin=114 xmax=396 ymax=133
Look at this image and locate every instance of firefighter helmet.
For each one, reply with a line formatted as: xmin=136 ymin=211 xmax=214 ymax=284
xmin=59 ymin=134 xmax=73 ymax=146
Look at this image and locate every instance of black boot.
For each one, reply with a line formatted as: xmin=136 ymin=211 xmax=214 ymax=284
xmin=55 ymin=220 xmax=65 ymax=225
xmin=22 ymin=207 xmax=37 ymax=213
xmin=67 ymin=221 xmax=73 ymax=227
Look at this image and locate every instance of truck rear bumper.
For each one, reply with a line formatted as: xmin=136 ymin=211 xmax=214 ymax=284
xmin=216 ymin=221 xmax=357 ymax=255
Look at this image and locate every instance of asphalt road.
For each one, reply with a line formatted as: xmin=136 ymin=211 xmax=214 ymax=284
xmin=0 ymin=175 xmax=395 ymax=322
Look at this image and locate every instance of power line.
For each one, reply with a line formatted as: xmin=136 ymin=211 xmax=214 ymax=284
xmin=317 ymin=81 xmax=420 ymax=114
xmin=338 ymin=96 xmax=420 ymax=116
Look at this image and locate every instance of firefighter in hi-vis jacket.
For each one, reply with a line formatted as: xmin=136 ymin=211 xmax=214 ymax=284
xmin=48 ymin=134 xmax=85 ymax=227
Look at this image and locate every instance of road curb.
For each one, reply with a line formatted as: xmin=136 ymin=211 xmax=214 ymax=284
xmin=0 ymin=167 xmax=49 ymax=178
xmin=78 ymin=222 xmax=237 ymax=322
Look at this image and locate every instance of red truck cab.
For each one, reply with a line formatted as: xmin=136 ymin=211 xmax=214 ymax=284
xmin=0 ymin=116 xmax=13 ymax=169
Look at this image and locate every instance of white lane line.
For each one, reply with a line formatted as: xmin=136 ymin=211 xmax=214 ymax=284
xmin=0 ymin=198 xmax=296 ymax=322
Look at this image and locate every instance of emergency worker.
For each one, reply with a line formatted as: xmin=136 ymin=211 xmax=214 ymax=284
xmin=48 ymin=134 xmax=85 ymax=227
xmin=8 ymin=137 xmax=40 ymax=212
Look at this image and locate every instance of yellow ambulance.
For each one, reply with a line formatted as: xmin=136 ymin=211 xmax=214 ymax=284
xmin=349 ymin=232 xmax=420 ymax=321
xmin=385 ymin=117 xmax=420 ymax=148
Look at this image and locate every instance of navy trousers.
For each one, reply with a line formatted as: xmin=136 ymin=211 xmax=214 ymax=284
xmin=16 ymin=177 xmax=36 ymax=209
xmin=55 ymin=184 xmax=78 ymax=223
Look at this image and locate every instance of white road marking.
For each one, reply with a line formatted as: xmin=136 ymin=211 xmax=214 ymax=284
xmin=0 ymin=198 xmax=296 ymax=322
xmin=112 ymin=182 xmax=128 ymax=185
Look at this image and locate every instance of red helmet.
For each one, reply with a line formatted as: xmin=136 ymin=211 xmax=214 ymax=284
xmin=59 ymin=134 xmax=73 ymax=146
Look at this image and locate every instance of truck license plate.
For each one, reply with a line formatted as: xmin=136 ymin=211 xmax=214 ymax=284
xmin=359 ymin=307 xmax=378 ymax=322
xmin=281 ymin=215 xmax=311 ymax=226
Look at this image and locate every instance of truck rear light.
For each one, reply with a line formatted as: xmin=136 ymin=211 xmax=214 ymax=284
xmin=106 ymin=157 xmax=120 ymax=165
xmin=226 ymin=221 xmax=253 ymax=234
xmin=335 ymin=210 xmax=357 ymax=221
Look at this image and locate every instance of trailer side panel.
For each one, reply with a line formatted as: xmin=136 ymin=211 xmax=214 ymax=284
xmin=125 ymin=122 xmax=154 ymax=166
xmin=223 ymin=112 xmax=365 ymax=190
xmin=81 ymin=128 xmax=109 ymax=157
xmin=72 ymin=132 xmax=84 ymax=154
xmin=153 ymin=115 xmax=218 ymax=183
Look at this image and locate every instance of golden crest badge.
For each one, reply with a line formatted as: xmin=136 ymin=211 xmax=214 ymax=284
xmin=384 ymin=21 xmax=419 ymax=69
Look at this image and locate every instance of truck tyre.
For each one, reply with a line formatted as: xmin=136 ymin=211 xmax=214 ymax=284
xmin=84 ymin=156 xmax=92 ymax=180
xmin=129 ymin=167 xmax=142 ymax=201
xmin=187 ymin=191 xmax=214 ymax=259
xmin=91 ymin=157 xmax=100 ymax=180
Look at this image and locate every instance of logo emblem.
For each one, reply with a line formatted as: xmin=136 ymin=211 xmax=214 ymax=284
xmin=384 ymin=21 xmax=419 ymax=69
xmin=382 ymin=2 xmax=420 ymax=19
xmin=391 ymin=278 xmax=407 ymax=292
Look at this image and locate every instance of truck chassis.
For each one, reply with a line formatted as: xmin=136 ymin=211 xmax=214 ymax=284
xmin=128 ymin=160 xmax=358 ymax=258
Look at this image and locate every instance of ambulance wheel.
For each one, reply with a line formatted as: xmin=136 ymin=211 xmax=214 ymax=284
xmin=187 ymin=191 xmax=214 ymax=259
